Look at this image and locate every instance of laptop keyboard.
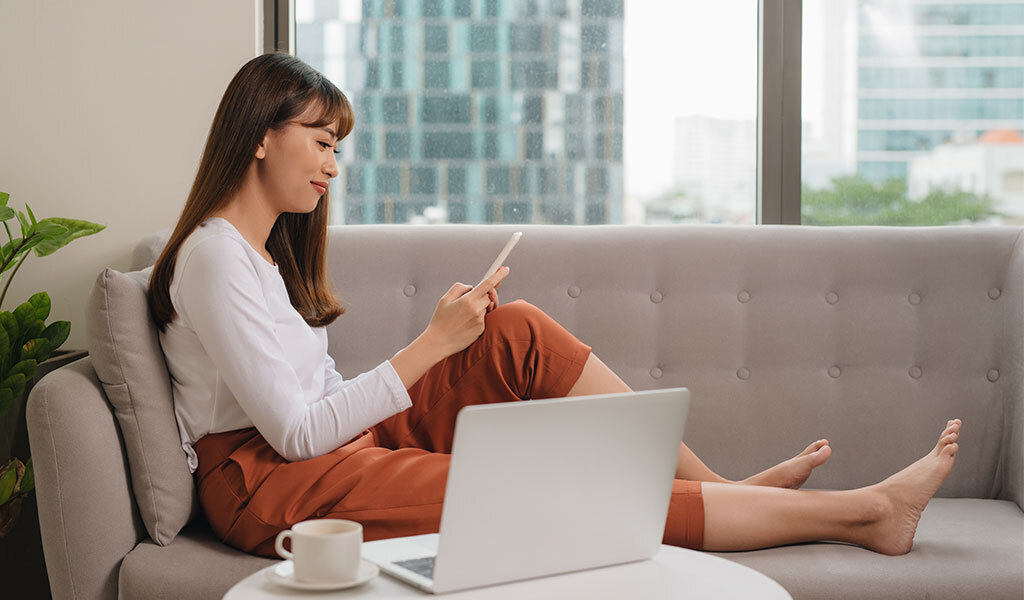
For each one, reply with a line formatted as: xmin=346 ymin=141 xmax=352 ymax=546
xmin=394 ymin=555 xmax=436 ymax=580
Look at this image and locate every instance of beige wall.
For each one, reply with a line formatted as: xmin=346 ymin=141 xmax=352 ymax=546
xmin=0 ymin=1 xmax=261 ymax=350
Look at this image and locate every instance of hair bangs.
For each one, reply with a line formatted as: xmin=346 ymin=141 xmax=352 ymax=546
xmin=300 ymin=78 xmax=355 ymax=142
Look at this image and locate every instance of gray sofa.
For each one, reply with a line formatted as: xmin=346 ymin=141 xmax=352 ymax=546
xmin=28 ymin=224 xmax=1024 ymax=599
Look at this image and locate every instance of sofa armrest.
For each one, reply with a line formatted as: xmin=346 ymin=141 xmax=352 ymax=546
xmin=1000 ymin=232 xmax=1024 ymax=511
xmin=27 ymin=356 xmax=147 ymax=600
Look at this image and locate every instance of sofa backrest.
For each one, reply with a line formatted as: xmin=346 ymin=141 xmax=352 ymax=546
xmin=127 ymin=223 xmax=1024 ymax=504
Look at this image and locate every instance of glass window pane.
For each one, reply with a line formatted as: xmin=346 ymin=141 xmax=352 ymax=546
xmin=625 ymin=2 xmax=758 ymax=224
xmin=421 ymin=95 xmax=471 ymax=123
xmin=424 ymin=24 xmax=448 ymax=53
xmin=410 ymin=166 xmax=437 ymax=194
xmin=380 ymin=96 xmax=408 ymax=123
xmin=423 ymin=60 xmax=450 ymax=88
xmin=471 ymin=60 xmax=498 ymax=88
xmin=297 ymin=0 xmax=755 ymax=224
xmin=469 ymin=24 xmax=497 ymax=53
xmin=801 ymin=0 xmax=1024 ymax=226
xmin=384 ymin=132 xmax=410 ymax=159
xmin=421 ymin=0 xmax=442 ymax=18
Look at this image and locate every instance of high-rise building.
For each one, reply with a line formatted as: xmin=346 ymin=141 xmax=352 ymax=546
xmin=296 ymin=0 xmax=624 ymax=225
xmin=856 ymin=1 xmax=1024 ymax=184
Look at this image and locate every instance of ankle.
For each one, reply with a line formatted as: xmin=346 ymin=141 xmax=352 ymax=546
xmin=850 ymin=488 xmax=889 ymax=527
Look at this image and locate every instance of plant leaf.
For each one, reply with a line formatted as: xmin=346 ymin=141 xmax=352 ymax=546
xmin=0 ymin=192 xmax=8 ymax=207
xmin=23 ymin=320 xmax=44 ymax=344
xmin=23 ymin=321 xmax=44 ymax=347
xmin=13 ymin=302 xmax=35 ymax=331
xmin=0 ymin=388 xmax=12 ymax=419
xmin=28 ymin=291 xmax=50 ymax=322
xmin=16 ymin=211 xmax=30 ymax=238
xmin=0 ymin=324 xmax=8 ymax=365
xmin=25 ymin=204 xmax=36 ymax=226
xmin=1 ymin=373 xmax=26 ymax=391
xmin=0 ymin=373 xmax=26 ymax=403
xmin=34 ymin=221 xmax=66 ymax=237
xmin=0 ymin=460 xmax=16 ymax=505
xmin=42 ymin=321 xmax=70 ymax=350
xmin=22 ymin=338 xmax=52 ymax=363
xmin=32 ymin=218 xmax=106 ymax=258
xmin=10 ymin=359 xmax=37 ymax=383
xmin=0 ymin=237 xmax=22 ymax=265
xmin=0 ymin=312 xmax=19 ymax=354
xmin=20 ymin=459 xmax=33 ymax=495
xmin=0 ymin=206 xmax=14 ymax=221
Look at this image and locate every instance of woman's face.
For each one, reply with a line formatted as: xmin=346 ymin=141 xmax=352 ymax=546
xmin=254 ymin=102 xmax=340 ymax=213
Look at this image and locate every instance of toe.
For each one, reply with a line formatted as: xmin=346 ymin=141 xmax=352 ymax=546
xmin=810 ymin=444 xmax=831 ymax=466
xmin=800 ymin=441 xmax=825 ymax=456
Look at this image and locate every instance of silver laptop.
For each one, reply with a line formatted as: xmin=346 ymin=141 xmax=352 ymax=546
xmin=361 ymin=387 xmax=691 ymax=594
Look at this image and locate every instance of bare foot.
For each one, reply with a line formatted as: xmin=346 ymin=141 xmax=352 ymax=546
xmin=860 ymin=419 xmax=961 ymax=556
xmin=741 ymin=440 xmax=832 ymax=489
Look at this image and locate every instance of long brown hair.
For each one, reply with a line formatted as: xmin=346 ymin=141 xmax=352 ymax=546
xmin=148 ymin=52 xmax=354 ymax=333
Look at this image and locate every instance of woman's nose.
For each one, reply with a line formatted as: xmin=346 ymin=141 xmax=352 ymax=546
xmin=324 ymin=158 xmax=338 ymax=179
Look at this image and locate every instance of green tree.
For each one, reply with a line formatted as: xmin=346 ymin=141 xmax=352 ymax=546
xmin=802 ymin=175 xmax=999 ymax=226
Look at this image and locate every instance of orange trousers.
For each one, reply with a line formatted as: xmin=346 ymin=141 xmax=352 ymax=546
xmin=193 ymin=300 xmax=705 ymax=558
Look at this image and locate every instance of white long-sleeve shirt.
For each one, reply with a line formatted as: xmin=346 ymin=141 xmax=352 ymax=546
xmin=159 ymin=216 xmax=412 ymax=472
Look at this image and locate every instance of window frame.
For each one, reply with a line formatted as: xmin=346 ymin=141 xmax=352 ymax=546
xmin=271 ymin=0 xmax=803 ymax=225
xmin=264 ymin=0 xmax=294 ymax=55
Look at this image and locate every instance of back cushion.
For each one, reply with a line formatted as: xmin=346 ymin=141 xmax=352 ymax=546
xmin=84 ymin=266 xmax=198 ymax=545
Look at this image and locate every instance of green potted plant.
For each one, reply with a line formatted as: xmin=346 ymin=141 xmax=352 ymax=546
xmin=0 ymin=191 xmax=104 ymax=536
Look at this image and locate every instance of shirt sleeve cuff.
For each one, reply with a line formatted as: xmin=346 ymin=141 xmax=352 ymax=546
xmin=381 ymin=359 xmax=413 ymax=411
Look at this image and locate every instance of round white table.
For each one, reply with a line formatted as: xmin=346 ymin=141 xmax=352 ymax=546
xmin=224 ymin=544 xmax=792 ymax=599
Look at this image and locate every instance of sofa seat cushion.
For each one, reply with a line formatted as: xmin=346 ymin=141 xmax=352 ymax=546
xmin=120 ymin=499 xmax=1022 ymax=600
xmin=709 ymin=498 xmax=1024 ymax=599
xmin=119 ymin=522 xmax=276 ymax=600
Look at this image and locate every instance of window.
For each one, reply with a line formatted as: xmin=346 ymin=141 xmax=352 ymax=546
xmin=801 ymin=0 xmax=1024 ymax=226
xmin=289 ymin=1 xmax=1019 ymax=227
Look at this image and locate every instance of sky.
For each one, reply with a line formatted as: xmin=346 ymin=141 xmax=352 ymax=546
xmin=624 ymin=0 xmax=832 ymax=198
xmin=623 ymin=1 xmax=759 ymax=198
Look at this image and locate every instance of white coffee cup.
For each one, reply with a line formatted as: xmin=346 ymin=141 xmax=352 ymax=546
xmin=275 ymin=519 xmax=362 ymax=583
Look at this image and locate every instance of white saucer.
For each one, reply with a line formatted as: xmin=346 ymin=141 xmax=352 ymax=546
xmin=265 ymin=559 xmax=379 ymax=591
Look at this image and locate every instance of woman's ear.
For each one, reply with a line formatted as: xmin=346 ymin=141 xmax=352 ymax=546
xmin=255 ymin=128 xmax=274 ymax=159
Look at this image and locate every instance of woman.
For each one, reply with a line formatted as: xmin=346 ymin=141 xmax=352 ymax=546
xmin=148 ymin=53 xmax=961 ymax=559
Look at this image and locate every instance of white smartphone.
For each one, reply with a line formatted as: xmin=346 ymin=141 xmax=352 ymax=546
xmin=477 ymin=231 xmax=522 ymax=288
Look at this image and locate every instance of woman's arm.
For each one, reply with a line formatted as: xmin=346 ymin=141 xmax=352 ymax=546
xmin=389 ymin=330 xmax=449 ymax=390
xmin=175 ymin=236 xmax=412 ymax=462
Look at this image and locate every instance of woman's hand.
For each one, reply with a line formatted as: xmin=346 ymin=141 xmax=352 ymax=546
xmin=424 ymin=267 xmax=510 ymax=358
xmin=486 ymin=278 xmax=502 ymax=312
